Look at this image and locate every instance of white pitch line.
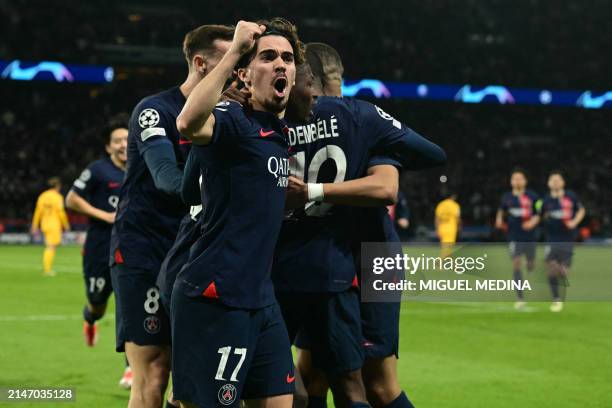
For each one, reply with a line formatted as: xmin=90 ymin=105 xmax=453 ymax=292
xmin=400 ymin=302 xmax=539 ymax=314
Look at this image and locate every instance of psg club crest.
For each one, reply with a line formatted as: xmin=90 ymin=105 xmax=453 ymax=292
xmin=218 ymin=384 xmax=237 ymax=406
xmin=138 ymin=108 xmax=160 ymax=128
xmin=143 ymin=315 xmax=161 ymax=334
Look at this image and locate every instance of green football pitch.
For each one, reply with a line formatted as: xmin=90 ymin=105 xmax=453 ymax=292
xmin=1 ymin=245 xmax=611 ymax=407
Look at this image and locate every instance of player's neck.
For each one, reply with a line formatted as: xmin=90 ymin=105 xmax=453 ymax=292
xmin=110 ymin=155 xmax=126 ymax=171
xmin=179 ymin=72 xmax=202 ymax=99
xmin=250 ymin=99 xmax=285 ymax=118
xmin=550 ymin=188 xmax=564 ymax=198
xmin=323 ymin=81 xmax=342 ymax=97
xmin=512 ymin=188 xmax=525 ymax=196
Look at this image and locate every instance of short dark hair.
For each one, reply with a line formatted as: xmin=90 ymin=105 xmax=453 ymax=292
xmin=47 ymin=177 xmax=61 ymax=189
xmin=511 ymin=166 xmax=527 ymax=178
xmin=183 ymin=24 xmax=235 ymax=66
xmin=236 ymin=18 xmax=305 ymax=69
xmin=549 ymin=169 xmax=564 ymax=179
xmin=105 ymin=113 xmax=129 ymax=144
xmin=305 ymin=42 xmax=344 ymax=87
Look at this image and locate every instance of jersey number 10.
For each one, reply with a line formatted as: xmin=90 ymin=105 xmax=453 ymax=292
xmin=290 ymin=145 xmax=347 ymax=217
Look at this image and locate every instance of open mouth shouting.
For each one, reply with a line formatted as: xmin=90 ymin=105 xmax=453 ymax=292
xmin=273 ymin=75 xmax=288 ymax=98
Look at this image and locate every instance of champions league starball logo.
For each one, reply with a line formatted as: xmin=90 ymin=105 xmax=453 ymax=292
xmin=138 ymin=108 xmax=160 ymax=128
xmin=218 ymin=384 xmax=237 ymax=405
xmin=143 ymin=315 xmax=161 ymax=334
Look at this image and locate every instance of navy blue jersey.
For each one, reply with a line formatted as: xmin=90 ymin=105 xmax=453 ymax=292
xmin=499 ymin=190 xmax=539 ymax=241
xmin=540 ymin=191 xmax=583 ymax=242
xmin=176 ymin=101 xmax=290 ymax=309
xmin=70 ymin=157 xmax=124 ymax=257
xmin=273 ymin=97 xmax=445 ymax=293
xmin=110 ymin=87 xmax=191 ymax=272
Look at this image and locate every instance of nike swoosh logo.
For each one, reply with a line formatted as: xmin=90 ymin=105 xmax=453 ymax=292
xmin=286 ymin=374 xmax=296 ymax=383
xmin=179 ymin=138 xmax=192 ymax=145
xmin=259 ymin=129 xmax=275 ymax=137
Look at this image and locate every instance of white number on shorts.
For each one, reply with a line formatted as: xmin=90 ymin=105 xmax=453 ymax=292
xmin=215 ymin=347 xmax=248 ymax=382
xmin=144 ymin=287 xmax=160 ymax=314
xmin=88 ymin=277 xmax=106 ymax=293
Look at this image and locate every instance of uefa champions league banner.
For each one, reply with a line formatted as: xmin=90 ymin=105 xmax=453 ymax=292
xmin=0 ymin=60 xmax=113 ymax=84
xmin=3 ymin=58 xmax=610 ymax=109
xmin=342 ymin=79 xmax=612 ymax=109
xmin=361 ymin=242 xmax=612 ymax=301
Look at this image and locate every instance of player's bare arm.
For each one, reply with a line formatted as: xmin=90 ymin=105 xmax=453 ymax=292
xmin=177 ymin=21 xmax=265 ymax=144
xmin=522 ymin=214 xmax=540 ymax=231
xmin=567 ymin=206 xmax=586 ymax=229
xmin=286 ymin=164 xmax=399 ymax=207
xmin=495 ymin=208 xmax=505 ymax=229
xmin=65 ymin=190 xmax=116 ymax=224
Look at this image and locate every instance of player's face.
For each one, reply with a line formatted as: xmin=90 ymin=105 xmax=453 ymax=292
xmin=107 ymin=127 xmax=128 ymax=163
xmin=238 ymin=35 xmax=296 ymax=115
xmin=510 ymin=172 xmax=527 ymax=190
xmin=286 ymin=64 xmax=314 ymax=123
xmin=548 ymin=174 xmax=565 ymax=190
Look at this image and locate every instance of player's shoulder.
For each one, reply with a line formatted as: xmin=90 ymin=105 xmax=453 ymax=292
xmin=88 ymin=157 xmax=109 ymax=170
xmin=314 ymin=96 xmax=356 ymax=117
xmin=526 ymin=189 xmax=539 ymax=199
xmin=131 ymin=87 xmax=181 ymax=125
xmin=501 ymin=191 xmax=512 ymax=200
xmin=135 ymin=87 xmax=179 ymax=111
xmin=213 ymin=100 xmax=243 ymax=114
xmin=565 ymin=190 xmax=580 ymax=200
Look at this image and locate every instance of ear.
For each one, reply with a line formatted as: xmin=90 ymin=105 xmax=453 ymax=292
xmin=192 ymin=54 xmax=207 ymax=75
xmin=237 ymin=68 xmax=251 ymax=87
xmin=105 ymin=144 xmax=112 ymax=155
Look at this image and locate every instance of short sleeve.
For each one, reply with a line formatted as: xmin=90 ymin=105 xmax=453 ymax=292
xmin=131 ymin=100 xmax=174 ymax=155
xmin=210 ymin=101 xmax=244 ymax=145
xmin=357 ymin=100 xmax=446 ymax=170
xmin=71 ymin=164 xmax=97 ymax=198
xmin=499 ymin=193 xmax=509 ymax=211
xmin=367 ymin=155 xmax=403 ymax=169
xmin=530 ymin=192 xmax=540 ymax=214
xmin=537 ymin=198 xmax=548 ymax=216
xmin=572 ymin=193 xmax=583 ymax=210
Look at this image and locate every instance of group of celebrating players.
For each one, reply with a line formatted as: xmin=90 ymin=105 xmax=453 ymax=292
xmin=28 ymin=16 xmax=584 ymax=408
xmin=61 ymin=18 xmax=447 ymax=408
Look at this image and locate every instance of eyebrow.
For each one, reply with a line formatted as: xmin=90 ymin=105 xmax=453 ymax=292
xmin=258 ymin=48 xmax=294 ymax=57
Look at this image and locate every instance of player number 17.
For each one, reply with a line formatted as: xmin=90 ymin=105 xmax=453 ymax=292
xmin=215 ymin=347 xmax=247 ymax=382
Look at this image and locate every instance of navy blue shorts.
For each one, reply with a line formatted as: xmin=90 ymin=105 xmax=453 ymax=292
xmin=83 ymin=254 xmax=113 ymax=306
xmin=157 ymin=215 xmax=200 ymax=314
xmin=545 ymin=243 xmax=574 ymax=266
xmin=293 ymin=299 xmax=400 ymax=361
xmin=171 ymin=291 xmax=295 ymax=407
xmin=509 ymin=241 xmax=536 ymax=261
xmin=360 ymin=301 xmax=400 ymax=359
xmin=110 ymin=265 xmax=171 ymax=352
xmin=277 ymin=289 xmax=364 ymax=376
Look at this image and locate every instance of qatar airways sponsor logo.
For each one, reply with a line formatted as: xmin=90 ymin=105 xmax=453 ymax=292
xmin=267 ymin=156 xmax=290 ymax=187
xmin=549 ymin=209 xmax=569 ymax=219
xmin=287 ymin=116 xmax=339 ymax=146
xmin=508 ymin=207 xmax=530 ymax=217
